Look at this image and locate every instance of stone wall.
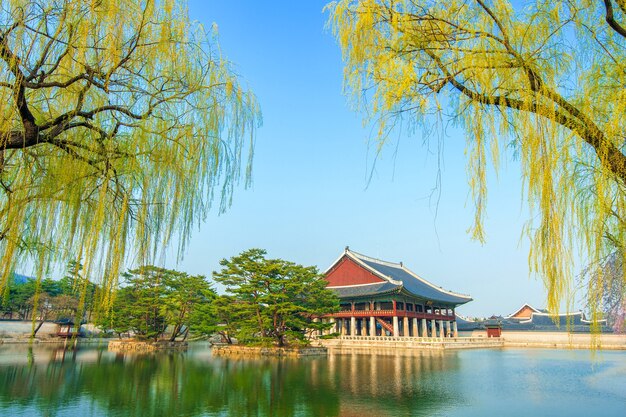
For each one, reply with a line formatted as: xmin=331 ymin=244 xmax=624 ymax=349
xmin=211 ymin=345 xmax=328 ymax=357
xmin=0 ymin=320 xmax=58 ymax=339
xmin=108 ymin=340 xmax=188 ymax=353
xmin=458 ymin=330 xmax=626 ymax=349
xmin=502 ymin=331 xmax=626 ymax=349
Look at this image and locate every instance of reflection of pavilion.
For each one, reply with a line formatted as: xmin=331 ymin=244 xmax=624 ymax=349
xmin=324 ymin=350 xmax=460 ymax=416
xmin=323 ymin=248 xmax=472 ymax=339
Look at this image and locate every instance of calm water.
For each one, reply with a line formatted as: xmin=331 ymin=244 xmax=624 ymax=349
xmin=0 ymin=343 xmax=624 ymax=417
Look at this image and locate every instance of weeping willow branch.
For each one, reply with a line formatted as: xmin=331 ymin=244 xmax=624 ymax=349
xmin=0 ymin=0 xmax=261 ymax=314
xmin=327 ymin=0 xmax=626 ymax=317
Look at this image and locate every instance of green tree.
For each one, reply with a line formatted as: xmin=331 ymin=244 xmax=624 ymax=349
xmin=98 ymin=266 xmax=213 ymax=341
xmin=118 ymin=267 xmax=168 ymax=341
xmin=0 ymin=0 xmax=260 ymax=311
xmin=97 ymin=286 xmax=133 ymax=339
xmin=189 ymin=294 xmax=239 ymax=344
xmin=1 ymin=276 xmax=62 ymax=319
xmin=1 ymin=277 xmax=36 ymax=319
xmin=27 ymin=293 xmax=55 ymax=336
xmin=326 ymin=0 xmax=626 ymax=314
xmin=27 ymin=292 xmax=78 ymax=336
xmin=214 ymin=249 xmax=339 ymax=347
xmin=59 ymin=261 xmax=98 ymax=321
xmin=160 ymin=269 xmax=215 ymax=341
xmin=582 ymin=251 xmax=625 ymax=333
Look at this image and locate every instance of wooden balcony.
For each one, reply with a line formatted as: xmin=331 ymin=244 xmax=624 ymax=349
xmin=328 ymin=310 xmax=455 ymax=321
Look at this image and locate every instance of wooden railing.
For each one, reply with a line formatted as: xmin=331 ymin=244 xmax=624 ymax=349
xmin=329 ymin=310 xmax=455 ymax=321
xmin=328 ymin=336 xmax=501 ymax=344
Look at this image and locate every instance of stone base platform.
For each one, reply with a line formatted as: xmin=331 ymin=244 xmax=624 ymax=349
xmin=318 ymin=336 xmax=504 ymax=350
xmin=212 ymin=345 xmax=328 ymax=357
xmin=108 ymin=340 xmax=188 ymax=353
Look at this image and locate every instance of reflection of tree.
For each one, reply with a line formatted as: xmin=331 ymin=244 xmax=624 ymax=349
xmin=0 ymin=347 xmax=460 ymax=416
xmin=0 ymin=347 xmax=341 ymax=416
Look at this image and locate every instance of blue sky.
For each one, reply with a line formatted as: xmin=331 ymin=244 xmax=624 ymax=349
xmin=167 ymin=0 xmax=567 ymax=317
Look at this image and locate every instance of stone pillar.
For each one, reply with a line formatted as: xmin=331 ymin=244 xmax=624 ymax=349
xmin=330 ymin=318 xmax=336 ymax=334
xmin=431 ymin=319 xmax=437 ymax=338
xmin=412 ymin=318 xmax=418 ymax=338
xmin=392 ymin=316 xmax=399 ymax=337
xmin=453 ymin=321 xmax=458 ymax=338
xmin=421 ymin=318 xmax=428 ymax=337
xmin=361 ymin=318 xmax=367 ymax=336
xmin=403 ymin=316 xmax=409 ymax=337
xmin=351 ymin=316 xmax=356 ymax=336
xmin=438 ymin=320 xmax=444 ymax=339
xmin=446 ymin=320 xmax=451 ymax=338
xmin=341 ymin=319 xmax=347 ymax=336
xmin=370 ymin=316 xmax=376 ymax=337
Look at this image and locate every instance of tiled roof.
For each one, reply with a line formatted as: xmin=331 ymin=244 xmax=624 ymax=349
xmin=466 ymin=313 xmax=610 ymax=332
xmin=328 ymin=282 xmax=400 ymax=298
xmin=356 ymin=256 xmax=472 ymax=304
xmin=326 ymin=248 xmax=472 ymax=305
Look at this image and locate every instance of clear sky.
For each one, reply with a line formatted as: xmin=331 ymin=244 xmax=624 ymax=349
xmin=163 ymin=0 xmax=576 ymax=318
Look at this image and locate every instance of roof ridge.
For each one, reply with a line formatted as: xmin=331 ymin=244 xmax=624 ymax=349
xmin=343 ymin=249 xmax=403 ymax=286
xmin=505 ymin=303 xmax=542 ymax=318
xmin=347 ymin=248 xmax=402 ymax=267
xmin=348 ymin=248 xmax=472 ymax=300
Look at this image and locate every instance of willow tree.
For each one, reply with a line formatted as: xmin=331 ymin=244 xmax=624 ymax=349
xmin=0 ymin=0 xmax=260 ymax=314
xmin=326 ymin=0 xmax=626 ymax=317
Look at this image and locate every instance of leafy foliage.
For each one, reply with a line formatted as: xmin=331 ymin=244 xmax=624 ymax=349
xmin=0 ymin=0 xmax=260 ymax=314
xmin=0 ymin=263 xmax=90 ymax=324
xmin=99 ymin=266 xmax=214 ymax=341
xmin=326 ymin=0 xmax=626 ymax=314
xmin=213 ymin=249 xmax=339 ymax=347
xmin=189 ymin=294 xmax=238 ymax=344
xmin=582 ymin=251 xmax=625 ymax=333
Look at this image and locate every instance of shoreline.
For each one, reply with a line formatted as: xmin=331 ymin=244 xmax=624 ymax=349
xmin=1 ymin=337 xmax=625 ymax=351
xmin=317 ymin=331 xmax=626 ymax=351
xmin=212 ymin=345 xmax=328 ymax=357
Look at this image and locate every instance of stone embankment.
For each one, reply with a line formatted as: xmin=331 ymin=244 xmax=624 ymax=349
xmin=212 ymin=345 xmax=328 ymax=357
xmin=500 ymin=331 xmax=626 ymax=350
xmin=108 ymin=340 xmax=188 ymax=353
xmin=318 ymin=336 xmax=503 ymax=350
xmin=332 ymin=331 xmax=626 ymax=350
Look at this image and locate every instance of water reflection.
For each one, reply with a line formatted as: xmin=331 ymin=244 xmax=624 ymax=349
xmin=326 ymin=348 xmax=460 ymax=416
xmin=0 ymin=344 xmax=461 ymax=417
xmin=2 ymin=345 xmax=626 ymax=417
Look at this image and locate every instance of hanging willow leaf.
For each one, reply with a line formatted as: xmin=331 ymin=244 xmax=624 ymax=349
xmin=326 ymin=0 xmax=626 ymax=318
xmin=0 ymin=0 xmax=260 ymax=315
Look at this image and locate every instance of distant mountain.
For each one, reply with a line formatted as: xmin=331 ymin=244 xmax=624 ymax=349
xmin=10 ymin=273 xmax=33 ymax=285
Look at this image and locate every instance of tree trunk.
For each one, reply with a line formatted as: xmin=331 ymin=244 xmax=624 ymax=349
xmin=169 ymin=324 xmax=180 ymax=341
xmin=31 ymin=320 xmax=44 ymax=337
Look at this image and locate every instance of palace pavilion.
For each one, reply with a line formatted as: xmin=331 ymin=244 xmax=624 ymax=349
xmin=322 ymin=247 xmax=472 ymax=338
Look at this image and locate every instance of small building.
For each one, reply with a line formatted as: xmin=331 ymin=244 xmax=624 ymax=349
xmin=507 ymin=303 xmax=543 ymax=320
xmin=458 ymin=304 xmax=612 ymax=333
xmin=55 ymin=318 xmax=82 ymax=338
xmin=322 ymin=247 xmax=472 ymax=338
xmin=506 ymin=303 xmax=608 ymax=330
xmin=485 ymin=319 xmax=502 ymax=337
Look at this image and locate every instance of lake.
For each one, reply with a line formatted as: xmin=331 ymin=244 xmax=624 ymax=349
xmin=0 ymin=343 xmax=624 ymax=416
